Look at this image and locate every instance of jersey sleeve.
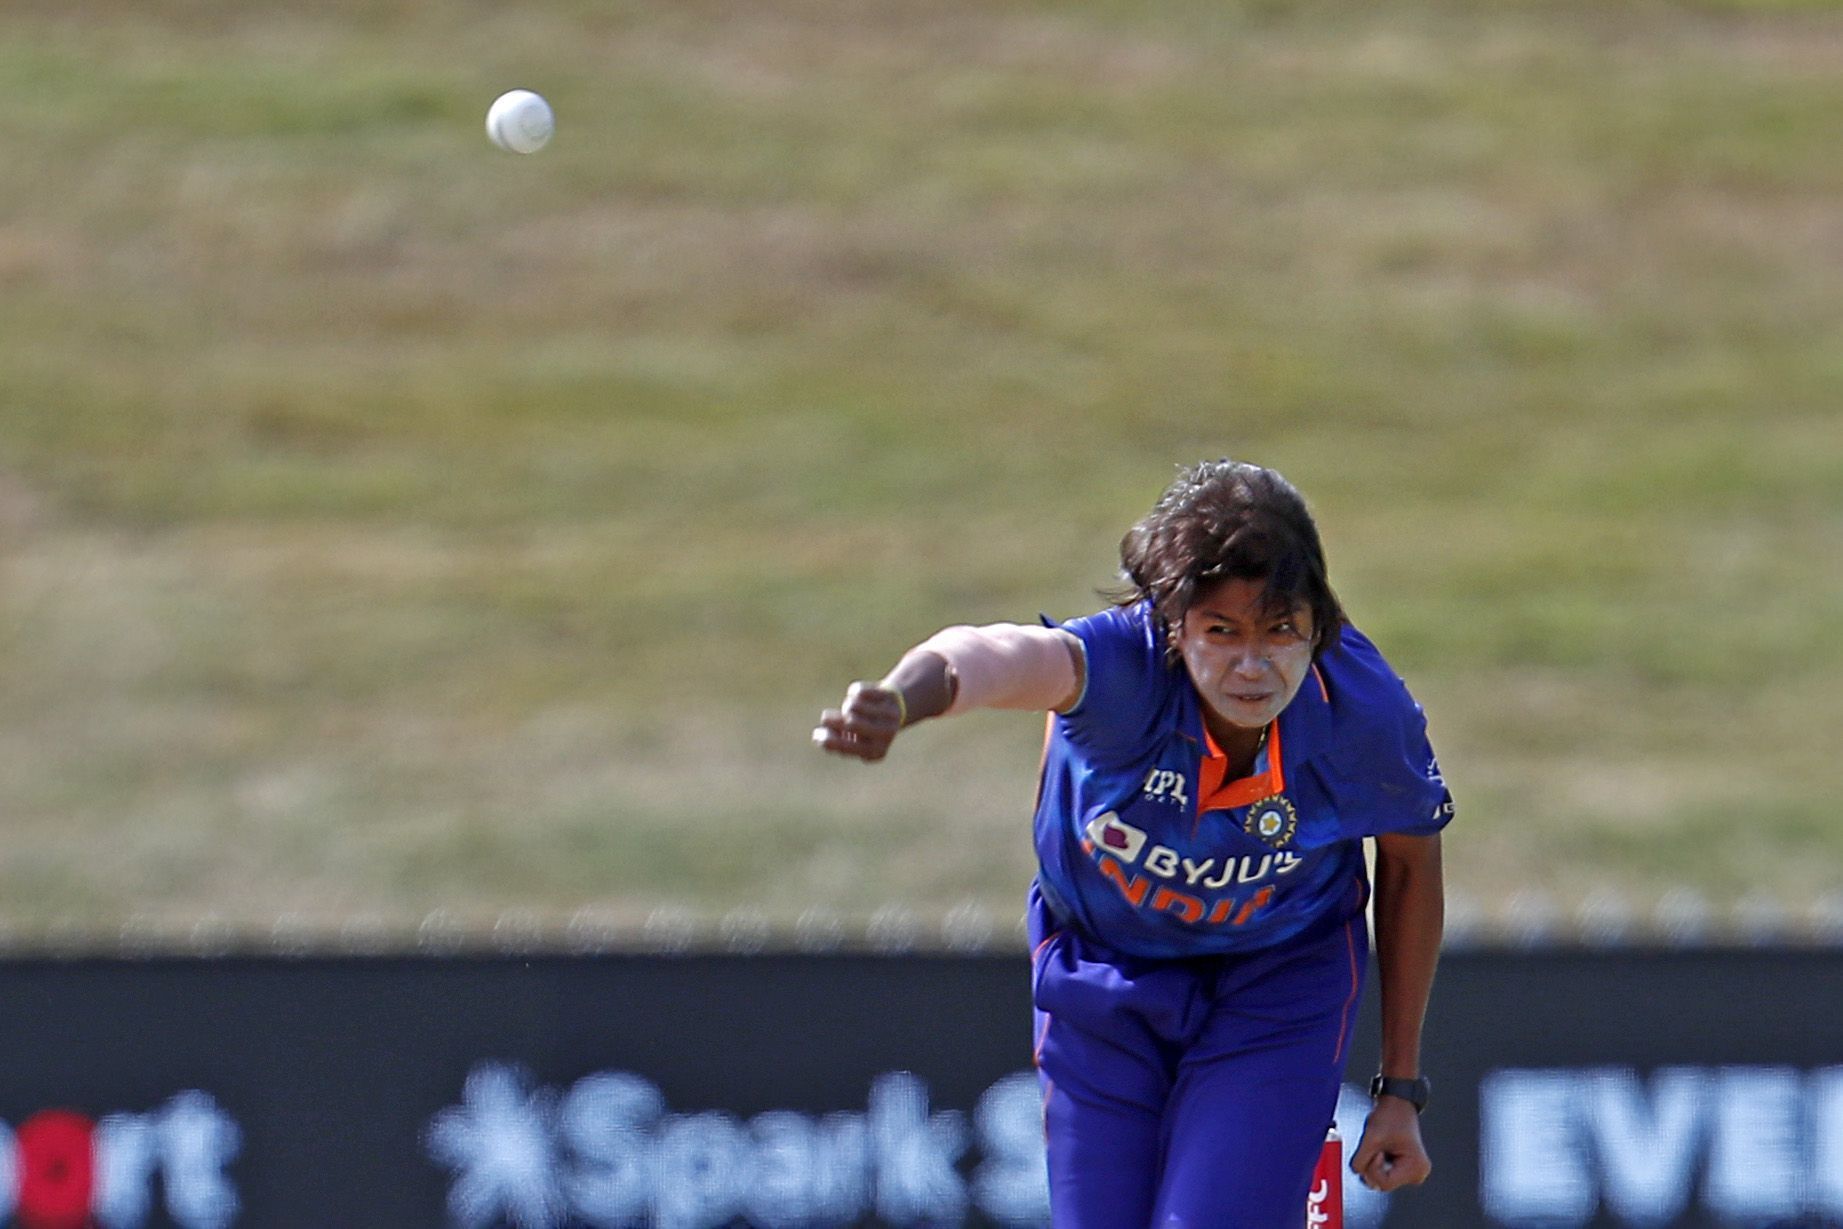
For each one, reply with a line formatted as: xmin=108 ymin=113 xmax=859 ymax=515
xmin=1382 ymin=706 xmax=1457 ymax=836
xmin=1050 ymin=603 xmax=1174 ymax=765
xmin=1318 ymin=628 xmax=1456 ymax=839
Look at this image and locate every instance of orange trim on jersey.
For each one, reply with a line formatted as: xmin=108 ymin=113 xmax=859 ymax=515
xmin=1030 ymin=932 xmax=1059 ymax=966
xmin=1195 ymin=720 xmax=1285 ymax=813
xmin=1311 ymin=663 xmax=1329 ymax=703
xmin=1334 ymin=911 xmax=1361 ymax=1065
xmin=1030 ymin=712 xmax=1056 ymax=814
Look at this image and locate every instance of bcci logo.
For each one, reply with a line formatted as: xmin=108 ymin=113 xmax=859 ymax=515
xmin=1244 ymin=795 xmax=1299 ymax=849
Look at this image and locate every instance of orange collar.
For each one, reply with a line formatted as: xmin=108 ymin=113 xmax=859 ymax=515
xmin=1197 ymin=720 xmax=1285 ymax=812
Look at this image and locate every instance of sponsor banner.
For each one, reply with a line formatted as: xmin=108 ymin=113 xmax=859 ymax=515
xmin=425 ymin=1065 xmax=1047 ymax=1229
xmin=0 ymin=1094 xmax=239 ymax=1229
xmin=0 ymin=955 xmax=1037 ymax=1227
xmin=1479 ymin=1066 xmax=1843 ymax=1227
xmin=0 ymin=950 xmax=1836 ymax=1226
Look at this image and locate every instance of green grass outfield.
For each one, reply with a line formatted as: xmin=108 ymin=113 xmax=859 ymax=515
xmin=1 ymin=0 xmax=1839 ymax=943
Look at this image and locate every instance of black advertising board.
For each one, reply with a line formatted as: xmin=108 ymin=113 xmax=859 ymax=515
xmin=0 ymin=949 xmax=1837 ymax=1227
xmin=0 ymin=955 xmax=1037 ymax=1229
xmin=1376 ymin=948 xmax=1843 ymax=1229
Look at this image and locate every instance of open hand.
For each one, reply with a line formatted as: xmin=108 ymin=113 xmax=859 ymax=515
xmin=813 ymin=681 xmax=905 ymax=763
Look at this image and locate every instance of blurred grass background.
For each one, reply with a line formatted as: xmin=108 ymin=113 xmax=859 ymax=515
xmin=1 ymin=0 xmax=1839 ymax=940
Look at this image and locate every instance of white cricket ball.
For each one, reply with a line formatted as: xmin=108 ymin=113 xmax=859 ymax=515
xmin=486 ymin=89 xmax=554 ymax=154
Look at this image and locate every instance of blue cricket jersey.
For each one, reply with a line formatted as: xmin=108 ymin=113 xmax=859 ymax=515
xmin=1033 ymin=601 xmax=1454 ymax=959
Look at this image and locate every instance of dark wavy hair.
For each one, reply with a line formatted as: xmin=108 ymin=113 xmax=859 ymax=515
xmin=1115 ymin=459 xmax=1345 ymax=660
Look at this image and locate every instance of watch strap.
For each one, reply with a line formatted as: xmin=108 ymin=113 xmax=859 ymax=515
xmin=1370 ymin=1074 xmax=1431 ymax=1112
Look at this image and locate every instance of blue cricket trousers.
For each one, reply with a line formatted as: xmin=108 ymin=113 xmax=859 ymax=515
xmin=1029 ymin=888 xmax=1369 ymax=1228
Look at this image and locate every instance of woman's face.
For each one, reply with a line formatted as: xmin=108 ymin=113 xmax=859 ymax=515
xmin=1174 ymin=576 xmax=1316 ymax=733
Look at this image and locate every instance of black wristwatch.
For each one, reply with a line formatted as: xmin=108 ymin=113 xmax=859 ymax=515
xmin=1370 ymin=1074 xmax=1431 ymax=1113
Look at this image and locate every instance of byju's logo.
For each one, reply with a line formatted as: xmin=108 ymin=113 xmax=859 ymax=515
xmin=0 ymin=1092 xmax=240 ymax=1229
xmin=426 ymin=1064 xmax=1048 ymax=1229
xmin=1083 ymin=812 xmax=1146 ymax=864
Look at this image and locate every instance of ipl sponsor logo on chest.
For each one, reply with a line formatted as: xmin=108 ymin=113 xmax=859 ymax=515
xmin=1140 ymin=767 xmax=1189 ymax=807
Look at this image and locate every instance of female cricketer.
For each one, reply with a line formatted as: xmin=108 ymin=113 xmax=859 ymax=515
xmin=815 ymin=459 xmax=1451 ymax=1227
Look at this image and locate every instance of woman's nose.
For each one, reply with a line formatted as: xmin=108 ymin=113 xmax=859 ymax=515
xmin=1229 ymin=647 xmax=1269 ymax=678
